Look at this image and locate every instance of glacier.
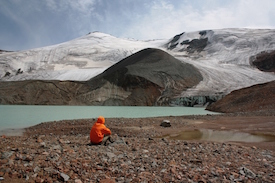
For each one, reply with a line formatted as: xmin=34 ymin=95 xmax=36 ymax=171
xmin=0 ymin=29 xmax=275 ymax=97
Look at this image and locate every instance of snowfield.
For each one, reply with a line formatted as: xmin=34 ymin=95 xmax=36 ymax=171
xmin=0 ymin=29 xmax=275 ymax=97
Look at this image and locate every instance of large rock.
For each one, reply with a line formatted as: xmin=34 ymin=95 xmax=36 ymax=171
xmin=206 ymin=81 xmax=275 ymax=113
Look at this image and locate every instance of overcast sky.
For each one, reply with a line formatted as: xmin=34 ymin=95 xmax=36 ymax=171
xmin=1 ymin=0 xmax=275 ymax=51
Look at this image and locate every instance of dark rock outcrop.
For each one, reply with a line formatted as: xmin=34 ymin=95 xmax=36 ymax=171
xmin=206 ymin=81 xmax=275 ymax=113
xmin=0 ymin=48 xmax=203 ymax=106
xmin=166 ymin=30 xmax=210 ymax=53
xmin=250 ymin=50 xmax=275 ymax=72
xmin=86 ymin=48 xmax=203 ymax=105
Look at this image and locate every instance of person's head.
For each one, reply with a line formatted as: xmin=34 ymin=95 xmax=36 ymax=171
xmin=97 ymin=116 xmax=105 ymax=124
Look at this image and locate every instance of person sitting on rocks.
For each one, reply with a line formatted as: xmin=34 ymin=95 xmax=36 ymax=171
xmin=89 ymin=116 xmax=113 ymax=146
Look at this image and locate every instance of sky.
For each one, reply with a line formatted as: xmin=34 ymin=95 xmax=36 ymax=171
xmin=1 ymin=0 xmax=275 ymax=51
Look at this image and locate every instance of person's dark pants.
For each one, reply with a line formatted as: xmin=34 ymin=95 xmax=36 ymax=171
xmin=88 ymin=135 xmax=113 ymax=146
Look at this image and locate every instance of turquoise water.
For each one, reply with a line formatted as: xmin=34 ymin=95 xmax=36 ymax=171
xmin=0 ymin=105 xmax=217 ymax=130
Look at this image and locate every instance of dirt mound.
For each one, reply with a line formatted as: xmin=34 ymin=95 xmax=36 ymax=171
xmin=206 ymin=81 xmax=275 ymax=113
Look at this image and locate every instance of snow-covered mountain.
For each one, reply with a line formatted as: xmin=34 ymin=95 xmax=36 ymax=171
xmin=1 ymin=29 xmax=275 ymax=98
xmin=0 ymin=32 xmax=165 ymax=81
xmin=165 ymin=28 xmax=275 ymax=96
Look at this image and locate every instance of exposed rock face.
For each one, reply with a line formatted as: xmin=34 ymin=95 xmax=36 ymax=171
xmin=0 ymin=80 xmax=90 ymax=105
xmin=206 ymin=81 xmax=275 ymax=113
xmin=85 ymin=48 xmax=203 ymax=105
xmin=166 ymin=31 xmax=209 ymax=53
xmin=0 ymin=48 xmax=203 ymax=106
xmin=250 ymin=50 xmax=275 ymax=72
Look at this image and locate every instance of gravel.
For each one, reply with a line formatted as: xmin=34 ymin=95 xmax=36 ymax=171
xmin=0 ymin=115 xmax=274 ymax=182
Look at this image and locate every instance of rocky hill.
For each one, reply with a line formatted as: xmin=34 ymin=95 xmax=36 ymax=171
xmin=86 ymin=48 xmax=202 ymax=105
xmin=206 ymin=80 xmax=275 ymax=113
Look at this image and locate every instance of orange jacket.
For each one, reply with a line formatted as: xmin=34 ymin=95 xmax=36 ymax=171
xmin=90 ymin=116 xmax=111 ymax=143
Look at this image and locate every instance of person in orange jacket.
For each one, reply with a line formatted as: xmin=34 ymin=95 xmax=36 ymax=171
xmin=89 ymin=116 xmax=112 ymax=145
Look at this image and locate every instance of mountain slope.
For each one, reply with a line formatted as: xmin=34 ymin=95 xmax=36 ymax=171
xmin=86 ymin=48 xmax=202 ymax=105
xmin=1 ymin=29 xmax=275 ymax=105
xmin=206 ymin=80 xmax=275 ymax=113
xmin=164 ymin=29 xmax=275 ymax=97
xmin=0 ymin=32 xmax=165 ymax=81
xmin=0 ymin=48 xmax=202 ymax=106
xmin=0 ymin=80 xmax=90 ymax=105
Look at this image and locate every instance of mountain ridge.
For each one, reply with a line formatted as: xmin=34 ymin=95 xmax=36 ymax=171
xmin=0 ymin=28 xmax=275 ymax=107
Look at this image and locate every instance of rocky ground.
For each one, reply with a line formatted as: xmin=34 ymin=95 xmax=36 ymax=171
xmin=0 ymin=112 xmax=275 ymax=182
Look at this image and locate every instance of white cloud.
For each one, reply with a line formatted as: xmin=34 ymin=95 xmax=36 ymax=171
xmin=45 ymin=0 xmax=96 ymax=15
xmin=122 ymin=0 xmax=275 ymax=40
xmin=1 ymin=0 xmax=275 ymax=50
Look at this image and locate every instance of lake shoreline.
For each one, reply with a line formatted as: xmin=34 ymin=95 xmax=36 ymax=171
xmin=1 ymin=112 xmax=275 ymax=182
xmin=0 ymin=105 xmax=217 ymax=132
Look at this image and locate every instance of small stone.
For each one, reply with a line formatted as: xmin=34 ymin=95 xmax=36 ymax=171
xmin=34 ymin=166 xmax=40 ymax=173
xmin=75 ymin=179 xmax=83 ymax=183
xmin=40 ymin=142 xmax=46 ymax=147
xmin=239 ymin=167 xmax=256 ymax=179
xmin=53 ymin=145 xmax=62 ymax=150
xmin=1 ymin=151 xmax=14 ymax=159
xmin=0 ymin=159 xmax=8 ymax=165
xmin=100 ymin=178 xmax=116 ymax=183
xmin=59 ymin=172 xmax=70 ymax=182
xmin=11 ymin=148 xmax=18 ymax=151
xmin=151 ymin=161 xmax=158 ymax=168
xmin=106 ymin=152 xmax=116 ymax=159
xmin=42 ymin=152 xmax=49 ymax=155
xmin=190 ymin=159 xmax=202 ymax=164
xmin=23 ymin=156 xmax=33 ymax=162
xmin=226 ymin=162 xmax=232 ymax=166
xmin=59 ymin=139 xmax=70 ymax=144
xmin=25 ymin=174 xmax=29 ymax=181
xmin=35 ymin=177 xmax=44 ymax=183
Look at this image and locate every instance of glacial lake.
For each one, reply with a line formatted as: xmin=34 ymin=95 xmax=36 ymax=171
xmin=0 ymin=105 xmax=217 ymax=132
